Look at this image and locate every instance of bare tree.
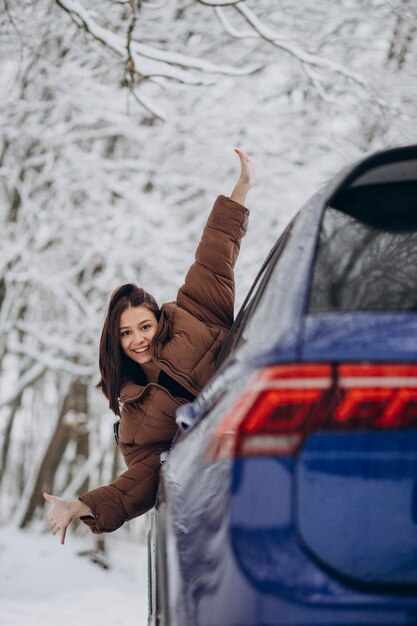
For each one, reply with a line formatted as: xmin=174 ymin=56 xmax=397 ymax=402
xmin=1 ymin=0 xmax=416 ymax=536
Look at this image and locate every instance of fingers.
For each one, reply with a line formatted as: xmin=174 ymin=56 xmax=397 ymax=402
xmin=45 ymin=516 xmax=67 ymax=544
xmin=44 ymin=494 xmax=58 ymax=531
xmin=234 ymin=148 xmax=249 ymax=163
xmin=44 ymin=493 xmax=65 ymax=542
xmin=45 ymin=514 xmax=59 ymax=532
xmin=233 ymin=148 xmax=255 ymax=193
xmin=46 ymin=516 xmax=59 ymax=534
xmin=43 ymin=491 xmax=55 ymax=503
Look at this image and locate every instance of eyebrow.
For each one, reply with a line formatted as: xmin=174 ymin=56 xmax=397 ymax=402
xmin=119 ymin=319 xmax=153 ymax=331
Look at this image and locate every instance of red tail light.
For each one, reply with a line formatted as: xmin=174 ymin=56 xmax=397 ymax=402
xmin=205 ymin=364 xmax=417 ymax=461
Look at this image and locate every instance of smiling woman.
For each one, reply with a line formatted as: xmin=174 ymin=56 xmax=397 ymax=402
xmin=97 ymin=286 xmax=162 ymax=414
xmin=119 ymin=305 xmax=158 ymax=365
xmin=43 ymin=149 xmax=255 ymax=542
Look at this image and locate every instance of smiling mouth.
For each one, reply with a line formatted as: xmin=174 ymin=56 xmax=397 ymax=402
xmin=133 ymin=346 xmax=150 ymax=354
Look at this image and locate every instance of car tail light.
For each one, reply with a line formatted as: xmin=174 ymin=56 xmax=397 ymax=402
xmin=336 ymin=365 xmax=417 ymax=429
xmin=205 ymin=364 xmax=417 ymax=461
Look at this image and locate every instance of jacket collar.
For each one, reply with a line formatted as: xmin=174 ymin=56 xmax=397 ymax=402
xmin=152 ymin=303 xmax=173 ymax=348
xmin=119 ymin=381 xmax=146 ymax=404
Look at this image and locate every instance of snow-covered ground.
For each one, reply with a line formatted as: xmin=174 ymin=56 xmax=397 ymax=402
xmin=0 ymin=525 xmax=148 ymax=626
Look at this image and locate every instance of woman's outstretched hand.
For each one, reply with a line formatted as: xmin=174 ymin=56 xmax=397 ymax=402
xmin=230 ymin=148 xmax=255 ymax=205
xmin=43 ymin=491 xmax=92 ymax=545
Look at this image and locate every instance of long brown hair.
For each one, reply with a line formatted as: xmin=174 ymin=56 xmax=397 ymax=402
xmin=97 ymin=284 xmax=160 ymax=415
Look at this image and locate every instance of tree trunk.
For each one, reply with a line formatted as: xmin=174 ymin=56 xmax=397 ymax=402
xmin=0 ymin=402 xmax=19 ymax=487
xmin=386 ymin=0 xmax=416 ymax=69
xmin=18 ymin=377 xmax=89 ymax=528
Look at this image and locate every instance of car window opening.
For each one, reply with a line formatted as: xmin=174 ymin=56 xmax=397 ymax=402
xmin=218 ymin=220 xmax=295 ymax=366
xmin=309 ymin=173 xmax=417 ymax=314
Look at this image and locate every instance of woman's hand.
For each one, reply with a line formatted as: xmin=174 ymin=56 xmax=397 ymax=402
xmin=43 ymin=491 xmax=92 ymax=545
xmin=230 ymin=148 xmax=255 ymax=205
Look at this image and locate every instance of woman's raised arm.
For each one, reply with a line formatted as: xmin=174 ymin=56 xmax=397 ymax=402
xmin=176 ymin=150 xmax=255 ymax=329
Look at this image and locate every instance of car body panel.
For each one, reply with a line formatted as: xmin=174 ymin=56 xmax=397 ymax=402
xmin=148 ymin=144 xmax=417 ymax=626
xmin=296 ymin=431 xmax=417 ymax=586
xmin=300 ymin=313 xmax=417 ymax=362
xmin=159 ymin=447 xmax=417 ymax=625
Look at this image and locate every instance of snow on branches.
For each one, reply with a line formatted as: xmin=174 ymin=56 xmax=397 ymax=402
xmin=57 ymin=0 xmax=260 ymax=79
xmin=1 ymin=0 xmax=416 ymax=529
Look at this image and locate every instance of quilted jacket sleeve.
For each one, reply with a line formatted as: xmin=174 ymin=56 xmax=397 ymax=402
xmin=176 ymin=195 xmax=249 ymax=329
xmin=78 ymin=446 xmax=164 ymax=534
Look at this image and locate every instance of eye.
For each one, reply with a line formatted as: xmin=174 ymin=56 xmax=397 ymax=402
xmin=120 ymin=330 xmax=130 ymax=337
xmin=142 ymin=324 xmax=151 ymax=331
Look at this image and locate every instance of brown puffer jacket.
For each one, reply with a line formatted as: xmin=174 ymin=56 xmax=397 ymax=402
xmin=79 ymin=195 xmax=249 ymax=533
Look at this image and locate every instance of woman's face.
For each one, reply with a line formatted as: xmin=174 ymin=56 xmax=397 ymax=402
xmin=119 ymin=305 xmax=159 ymax=365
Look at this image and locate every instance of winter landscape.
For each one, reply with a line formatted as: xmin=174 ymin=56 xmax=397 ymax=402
xmin=1 ymin=0 xmax=417 ymax=624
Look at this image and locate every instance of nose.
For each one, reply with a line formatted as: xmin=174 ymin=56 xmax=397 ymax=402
xmin=131 ymin=330 xmax=146 ymax=346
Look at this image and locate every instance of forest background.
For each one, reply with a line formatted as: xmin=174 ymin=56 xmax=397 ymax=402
xmin=1 ymin=0 xmax=417 ymax=580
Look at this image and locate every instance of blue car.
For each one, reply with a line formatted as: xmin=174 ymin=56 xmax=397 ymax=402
xmin=148 ymin=145 xmax=417 ymax=626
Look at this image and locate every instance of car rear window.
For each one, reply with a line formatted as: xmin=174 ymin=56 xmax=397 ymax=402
xmin=308 ymin=178 xmax=417 ymax=313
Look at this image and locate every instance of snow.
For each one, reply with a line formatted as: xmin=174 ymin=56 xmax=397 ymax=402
xmin=0 ymin=525 xmax=148 ymax=626
xmin=1 ymin=1 xmax=417 ymax=611
xmin=244 ymin=4 xmax=370 ymax=87
xmin=57 ymin=0 xmax=261 ymax=84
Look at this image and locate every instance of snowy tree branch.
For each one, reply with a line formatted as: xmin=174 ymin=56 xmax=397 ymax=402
xmin=61 ymin=430 xmax=114 ymax=499
xmin=197 ymin=0 xmax=243 ymax=5
xmin=8 ymin=341 xmax=95 ymax=377
xmin=214 ymin=6 xmax=256 ymax=38
xmin=55 ymin=0 xmax=262 ymax=85
xmin=0 ymin=362 xmax=46 ymax=410
xmin=126 ymin=0 xmax=138 ymax=86
xmin=129 ymin=89 xmax=167 ymax=121
xmin=3 ymin=0 xmax=22 ymax=39
xmin=13 ymin=322 xmax=93 ymax=360
xmin=235 ymin=4 xmax=369 ymax=88
xmin=209 ymin=1 xmax=387 ymax=105
xmin=302 ymin=64 xmax=334 ymax=103
xmin=382 ymin=0 xmax=417 ymax=28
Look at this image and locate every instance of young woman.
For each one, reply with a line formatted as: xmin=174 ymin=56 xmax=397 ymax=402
xmin=44 ymin=149 xmax=255 ymax=544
